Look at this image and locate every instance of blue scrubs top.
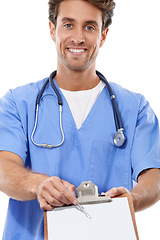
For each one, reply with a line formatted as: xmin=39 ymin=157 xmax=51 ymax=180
xmin=0 ymin=76 xmax=160 ymax=239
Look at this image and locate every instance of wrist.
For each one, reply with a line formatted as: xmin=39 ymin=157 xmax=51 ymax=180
xmin=130 ymin=192 xmax=137 ymax=211
xmin=130 ymin=185 xmax=146 ymax=212
xmin=30 ymin=173 xmax=48 ymax=199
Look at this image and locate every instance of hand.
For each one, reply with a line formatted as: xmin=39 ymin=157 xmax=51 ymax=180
xmin=37 ymin=176 xmax=77 ymax=211
xmin=105 ymin=187 xmax=130 ymax=198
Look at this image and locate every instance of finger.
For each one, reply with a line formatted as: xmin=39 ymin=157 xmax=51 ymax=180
xmin=51 ymin=177 xmax=77 ymax=205
xmin=37 ymin=177 xmax=77 ymax=207
xmin=62 ymin=180 xmax=76 ymax=193
xmin=105 ymin=187 xmax=129 ymax=198
xmin=37 ymin=187 xmax=64 ymax=209
xmin=41 ymin=189 xmax=65 ymax=207
xmin=38 ymin=197 xmax=55 ymax=211
xmin=39 ymin=178 xmax=72 ymax=206
xmin=62 ymin=180 xmax=77 ymax=204
xmin=48 ymin=186 xmax=72 ymax=205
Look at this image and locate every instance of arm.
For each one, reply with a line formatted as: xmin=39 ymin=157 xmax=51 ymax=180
xmin=0 ymin=151 xmax=77 ymax=211
xmin=131 ymin=168 xmax=160 ymax=211
xmin=105 ymin=168 xmax=160 ymax=212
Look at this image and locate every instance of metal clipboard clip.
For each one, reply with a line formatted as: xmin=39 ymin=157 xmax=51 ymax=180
xmin=77 ymin=181 xmax=112 ymax=204
xmin=75 ymin=181 xmax=112 ymax=219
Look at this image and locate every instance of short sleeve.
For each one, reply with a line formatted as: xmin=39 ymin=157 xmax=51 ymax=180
xmin=0 ymin=90 xmax=28 ymax=163
xmin=131 ymin=95 xmax=160 ymax=182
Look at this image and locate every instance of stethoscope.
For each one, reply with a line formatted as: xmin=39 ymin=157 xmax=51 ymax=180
xmin=31 ymin=70 xmax=127 ymax=149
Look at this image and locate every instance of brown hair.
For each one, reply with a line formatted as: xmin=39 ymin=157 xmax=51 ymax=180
xmin=48 ymin=0 xmax=115 ymax=31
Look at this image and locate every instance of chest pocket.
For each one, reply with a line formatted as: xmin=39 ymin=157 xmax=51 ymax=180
xmin=88 ymin=141 xmax=131 ymax=193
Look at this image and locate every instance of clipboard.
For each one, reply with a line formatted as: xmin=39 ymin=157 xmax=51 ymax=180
xmin=44 ymin=181 xmax=139 ymax=240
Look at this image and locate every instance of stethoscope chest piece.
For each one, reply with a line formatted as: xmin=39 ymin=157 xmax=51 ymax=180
xmin=113 ymin=129 xmax=126 ymax=147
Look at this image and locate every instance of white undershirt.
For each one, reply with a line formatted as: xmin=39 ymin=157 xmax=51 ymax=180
xmin=60 ymin=81 xmax=105 ymax=129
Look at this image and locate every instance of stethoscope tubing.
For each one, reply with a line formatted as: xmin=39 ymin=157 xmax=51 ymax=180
xmin=96 ymin=71 xmax=123 ymax=131
xmin=49 ymin=71 xmax=63 ymax=105
xmin=31 ymin=70 xmax=126 ymax=148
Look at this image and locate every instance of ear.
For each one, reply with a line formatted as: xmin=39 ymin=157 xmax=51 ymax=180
xmin=100 ymin=28 xmax=109 ymax=48
xmin=49 ymin=21 xmax=56 ymax=42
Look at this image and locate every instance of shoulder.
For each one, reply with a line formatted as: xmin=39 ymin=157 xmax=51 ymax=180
xmin=109 ymin=82 xmax=149 ymax=113
xmin=12 ymin=78 xmax=47 ymax=100
xmin=1 ymin=78 xmax=47 ymax=106
xmin=109 ymin=82 xmax=141 ymax=101
xmin=0 ymin=78 xmax=49 ymax=123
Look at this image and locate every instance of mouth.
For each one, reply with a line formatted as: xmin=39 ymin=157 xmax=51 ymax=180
xmin=67 ymin=48 xmax=87 ymax=54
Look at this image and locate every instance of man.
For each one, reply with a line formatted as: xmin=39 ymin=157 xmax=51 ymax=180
xmin=0 ymin=0 xmax=160 ymax=239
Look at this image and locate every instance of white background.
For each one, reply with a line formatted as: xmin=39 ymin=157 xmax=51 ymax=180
xmin=0 ymin=0 xmax=160 ymax=239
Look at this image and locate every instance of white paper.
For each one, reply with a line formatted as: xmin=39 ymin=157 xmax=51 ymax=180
xmin=47 ymin=197 xmax=137 ymax=240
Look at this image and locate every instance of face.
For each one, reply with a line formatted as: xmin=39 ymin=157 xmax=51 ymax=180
xmin=49 ymin=0 xmax=108 ymax=72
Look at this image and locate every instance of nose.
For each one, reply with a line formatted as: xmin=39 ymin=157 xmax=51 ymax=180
xmin=70 ymin=27 xmax=85 ymax=45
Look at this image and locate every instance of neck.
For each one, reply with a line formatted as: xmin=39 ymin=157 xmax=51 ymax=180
xmin=55 ymin=65 xmax=100 ymax=91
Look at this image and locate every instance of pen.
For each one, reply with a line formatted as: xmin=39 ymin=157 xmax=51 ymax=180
xmin=75 ymin=203 xmax=91 ymax=219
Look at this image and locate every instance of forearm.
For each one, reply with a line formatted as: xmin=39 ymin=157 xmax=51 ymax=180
xmin=130 ymin=169 xmax=160 ymax=212
xmin=0 ymin=151 xmax=77 ymax=210
xmin=0 ymin=152 xmax=48 ymax=201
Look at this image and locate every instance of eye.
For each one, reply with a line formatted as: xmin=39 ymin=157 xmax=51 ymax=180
xmin=86 ymin=25 xmax=95 ymax=31
xmin=64 ymin=23 xmax=72 ymax=29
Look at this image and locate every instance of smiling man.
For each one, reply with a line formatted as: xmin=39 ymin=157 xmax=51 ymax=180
xmin=50 ymin=0 xmax=109 ymax=90
xmin=0 ymin=0 xmax=160 ymax=239
xmin=51 ymin=1 xmax=107 ymax=73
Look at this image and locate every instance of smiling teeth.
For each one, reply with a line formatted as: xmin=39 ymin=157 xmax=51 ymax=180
xmin=69 ymin=49 xmax=85 ymax=53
